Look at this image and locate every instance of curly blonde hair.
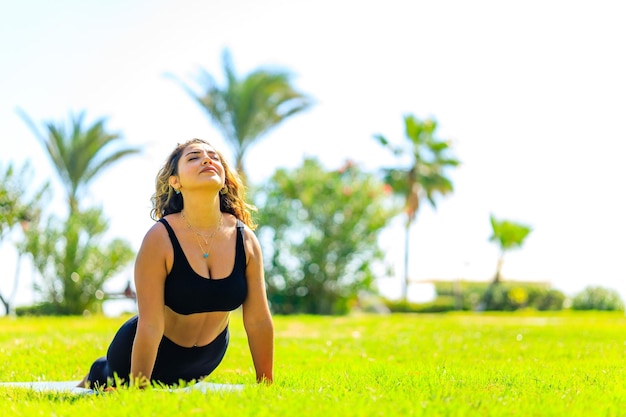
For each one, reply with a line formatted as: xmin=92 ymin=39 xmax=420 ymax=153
xmin=150 ymin=138 xmax=257 ymax=230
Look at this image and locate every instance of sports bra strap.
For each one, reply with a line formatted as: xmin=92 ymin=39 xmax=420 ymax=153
xmin=158 ymin=217 xmax=246 ymax=265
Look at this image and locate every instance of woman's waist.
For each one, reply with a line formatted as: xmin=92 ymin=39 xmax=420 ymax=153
xmin=163 ymin=309 xmax=230 ymax=348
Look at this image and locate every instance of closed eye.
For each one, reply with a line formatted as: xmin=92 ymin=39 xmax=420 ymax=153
xmin=184 ymin=149 xmax=221 ymax=162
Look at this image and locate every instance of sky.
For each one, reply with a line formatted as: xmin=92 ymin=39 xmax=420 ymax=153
xmin=1 ymin=0 xmax=625 ymax=312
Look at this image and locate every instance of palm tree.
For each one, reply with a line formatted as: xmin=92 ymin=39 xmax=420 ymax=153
xmin=167 ymin=48 xmax=313 ymax=184
xmin=488 ymin=214 xmax=532 ymax=284
xmin=374 ymin=114 xmax=460 ymax=303
xmin=17 ymin=109 xmax=140 ymax=214
xmin=478 ymin=214 xmax=533 ymax=311
xmin=16 ymin=109 xmax=139 ymax=314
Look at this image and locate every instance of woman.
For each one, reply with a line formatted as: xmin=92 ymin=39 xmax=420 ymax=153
xmin=80 ymin=138 xmax=274 ymax=389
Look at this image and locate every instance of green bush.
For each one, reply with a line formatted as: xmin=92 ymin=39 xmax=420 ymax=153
xmin=432 ymin=280 xmax=565 ymax=312
xmin=382 ymin=299 xmax=424 ymax=313
xmin=414 ymin=296 xmax=458 ymax=313
xmin=15 ymin=302 xmax=72 ymax=316
xmin=256 ymin=158 xmax=399 ymax=315
xmin=382 ymin=296 xmax=457 ymax=313
xmin=571 ymin=286 xmax=624 ymax=311
xmin=534 ymin=289 xmax=566 ymax=311
xmin=381 ymin=281 xmax=567 ymax=313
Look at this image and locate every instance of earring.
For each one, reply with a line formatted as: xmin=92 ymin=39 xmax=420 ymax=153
xmin=173 ymin=187 xmax=180 ymax=194
xmin=220 ymin=186 xmax=227 ymax=195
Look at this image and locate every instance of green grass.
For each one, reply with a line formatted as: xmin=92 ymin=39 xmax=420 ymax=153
xmin=1 ymin=311 xmax=626 ymax=416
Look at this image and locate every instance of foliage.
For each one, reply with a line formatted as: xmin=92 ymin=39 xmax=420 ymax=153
xmin=533 ymin=288 xmax=567 ymax=311
xmin=374 ymin=114 xmax=460 ymax=221
xmin=0 ymin=161 xmax=49 ymax=241
xmin=488 ymin=214 xmax=533 ymax=283
xmin=20 ymin=207 xmax=134 ymax=315
xmin=373 ymin=114 xmax=460 ymax=301
xmin=488 ymin=214 xmax=533 ymax=252
xmin=0 ymin=161 xmax=49 ymax=315
xmin=571 ymin=285 xmax=624 ymax=311
xmin=17 ymin=109 xmax=141 ymax=213
xmin=383 ymin=296 xmax=459 ymax=313
xmin=167 ymin=48 xmax=313 ymax=183
xmin=2 ymin=312 xmax=626 ymax=417
xmin=15 ymin=110 xmax=139 ymax=314
xmin=253 ymin=158 xmax=400 ymax=315
xmin=14 ymin=302 xmax=63 ymax=316
xmin=422 ymin=280 xmax=566 ymax=312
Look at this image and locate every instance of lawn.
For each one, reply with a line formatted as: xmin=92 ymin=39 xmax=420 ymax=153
xmin=1 ymin=311 xmax=625 ymax=416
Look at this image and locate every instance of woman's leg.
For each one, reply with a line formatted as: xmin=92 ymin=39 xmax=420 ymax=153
xmin=82 ymin=316 xmax=138 ymax=388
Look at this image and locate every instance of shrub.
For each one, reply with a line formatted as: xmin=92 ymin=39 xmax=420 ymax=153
xmin=432 ymin=280 xmax=565 ymax=312
xmin=15 ymin=302 xmax=67 ymax=316
xmin=534 ymin=289 xmax=566 ymax=311
xmin=571 ymin=286 xmax=624 ymax=311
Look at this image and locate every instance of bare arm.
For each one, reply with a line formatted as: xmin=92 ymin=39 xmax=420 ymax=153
xmin=130 ymin=222 xmax=169 ymax=387
xmin=241 ymin=227 xmax=274 ymax=383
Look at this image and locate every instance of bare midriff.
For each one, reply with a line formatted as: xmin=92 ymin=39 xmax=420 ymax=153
xmin=163 ymin=307 xmax=230 ymax=347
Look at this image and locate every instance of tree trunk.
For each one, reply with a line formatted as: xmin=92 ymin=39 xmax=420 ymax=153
xmin=479 ymin=252 xmax=505 ymax=311
xmin=7 ymin=251 xmax=24 ymax=316
xmin=0 ymin=293 xmax=9 ymax=316
xmin=402 ymin=218 xmax=411 ymax=303
xmin=493 ymin=253 xmax=504 ymax=284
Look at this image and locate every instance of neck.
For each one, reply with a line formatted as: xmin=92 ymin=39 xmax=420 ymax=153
xmin=181 ymin=209 xmax=222 ymax=228
xmin=180 ymin=196 xmax=222 ymax=226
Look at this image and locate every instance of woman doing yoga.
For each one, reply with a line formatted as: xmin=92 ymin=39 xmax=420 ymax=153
xmin=79 ymin=138 xmax=274 ymax=388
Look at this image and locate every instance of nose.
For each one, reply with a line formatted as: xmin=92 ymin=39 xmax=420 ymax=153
xmin=202 ymin=157 xmax=212 ymax=165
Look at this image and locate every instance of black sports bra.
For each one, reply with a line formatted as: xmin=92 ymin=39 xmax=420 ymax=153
xmin=159 ymin=217 xmax=248 ymax=315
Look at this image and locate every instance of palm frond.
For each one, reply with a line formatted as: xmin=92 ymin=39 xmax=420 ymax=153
xmin=18 ymin=110 xmax=140 ymax=209
xmin=167 ymin=48 xmax=313 ymax=182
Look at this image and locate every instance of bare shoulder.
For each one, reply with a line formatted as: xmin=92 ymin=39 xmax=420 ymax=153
xmin=138 ymin=218 xmax=172 ymax=255
xmin=238 ymin=220 xmax=262 ymax=261
xmin=135 ymin=218 xmax=173 ymax=281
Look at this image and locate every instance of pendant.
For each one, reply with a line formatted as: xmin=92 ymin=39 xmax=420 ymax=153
xmin=203 ymin=253 xmax=209 ymax=259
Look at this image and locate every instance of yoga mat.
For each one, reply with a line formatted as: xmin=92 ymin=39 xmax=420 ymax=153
xmin=0 ymin=380 xmax=244 ymax=394
xmin=0 ymin=381 xmax=93 ymax=394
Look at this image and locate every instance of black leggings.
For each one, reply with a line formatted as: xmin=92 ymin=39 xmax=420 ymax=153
xmin=86 ymin=315 xmax=229 ymax=388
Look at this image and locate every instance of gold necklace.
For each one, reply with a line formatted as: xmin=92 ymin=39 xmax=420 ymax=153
xmin=181 ymin=210 xmax=223 ymax=259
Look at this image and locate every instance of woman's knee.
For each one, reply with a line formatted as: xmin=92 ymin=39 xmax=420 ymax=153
xmin=86 ymin=357 xmax=111 ymax=388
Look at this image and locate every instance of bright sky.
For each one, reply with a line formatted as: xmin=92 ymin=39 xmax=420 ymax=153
xmin=1 ymin=0 xmax=625 ymax=310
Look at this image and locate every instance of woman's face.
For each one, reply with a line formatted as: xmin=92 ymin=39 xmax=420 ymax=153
xmin=172 ymin=142 xmax=225 ymax=193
